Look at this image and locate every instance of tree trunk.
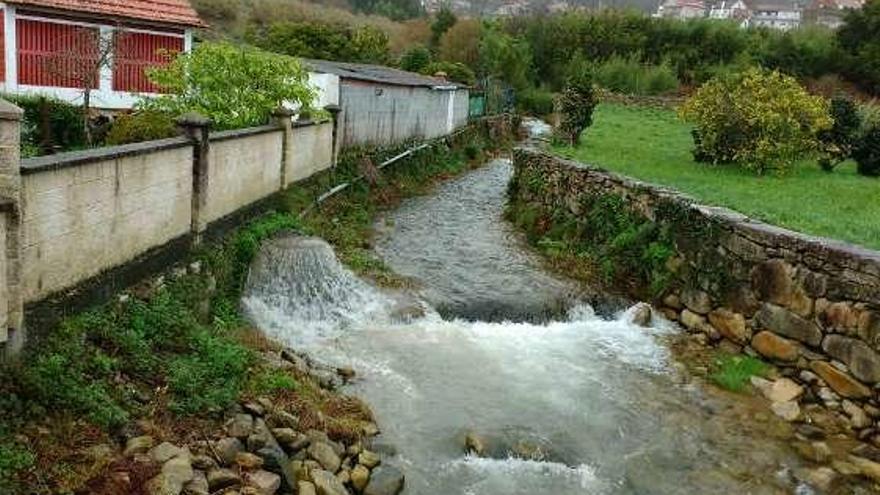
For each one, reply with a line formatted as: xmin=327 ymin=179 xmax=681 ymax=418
xmin=83 ymin=90 xmax=92 ymax=146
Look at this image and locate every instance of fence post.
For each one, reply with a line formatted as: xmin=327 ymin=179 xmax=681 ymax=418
xmin=0 ymin=99 xmax=23 ymax=357
xmin=274 ymin=107 xmax=295 ymax=190
xmin=177 ymin=112 xmax=211 ymax=246
xmin=324 ymin=104 xmax=342 ymax=167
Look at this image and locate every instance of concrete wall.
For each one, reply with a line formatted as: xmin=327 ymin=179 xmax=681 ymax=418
xmin=0 ymin=212 xmax=7 ymax=342
xmin=512 ymin=147 xmax=880 ymax=419
xmin=20 ymin=141 xmax=194 ymax=302
xmin=288 ymin=121 xmax=334 ymax=185
xmin=340 ymin=80 xmax=468 ymax=147
xmin=204 ymin=128 xmax=284 ymax=224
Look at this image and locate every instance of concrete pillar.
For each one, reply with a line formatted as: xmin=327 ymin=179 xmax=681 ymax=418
xmin=177 ymin=112 xmax=211 ymax=245
xmin=0 ymin=99 xmax=24 ymax=357
xmin=273 ymin=107 xmax=295 ymax=189
xmin=324 ymin=104 xmax=342 ymax=167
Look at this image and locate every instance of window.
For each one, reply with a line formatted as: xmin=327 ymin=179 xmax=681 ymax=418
xmin=18 ymin=19 xmax=99 ymax=88
xmin=113 ymin=31 xmax=183 ymax=93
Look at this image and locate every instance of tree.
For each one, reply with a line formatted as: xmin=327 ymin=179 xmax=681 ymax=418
xmin=557 ymin=71 xmax=597 ymax=147
xmin=144 ymin=42 xmax=316 ymax=130
xmin=438 ymin=19 xmax=482 ymax=70
xmin=399 ymin=45 xmax=432 ymax=73
xmin=246 ymin=21 xmax=389 ymax=64
xmin=44 ymin=26 xmax=118 ymax=145
xmin=838 ymin=0 xmax=880 ymax=95
xmin=430 ymin=6 xmax=457 ymax=50
xmin=817 ymin=96 xmax=862 ymax=172
xmin=479 ymin=22 xmax=533 ymax=91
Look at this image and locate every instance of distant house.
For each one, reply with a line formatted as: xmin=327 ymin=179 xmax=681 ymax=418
xmin=749 ymin=0 xmax=803 ymax=29
xmin=305 ymin=59 xmax=469 ymax=148
xmin=804 ymin=0 xmax=863 ymax=28
xmin=709 ymin=0 xmax=752 ymax=26
xmin=0 ymin=0 xmax=204 ymax=110
xmin=656 ymin=0 xmax=708 ymax=19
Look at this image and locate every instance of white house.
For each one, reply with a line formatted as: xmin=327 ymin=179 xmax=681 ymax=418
xmin=749 ymin=1 xmax=803 ymax=29
xmin=709 ymin=0 xmax=752 ymax=26
xmin=656 ymin=0 xmax=709 ymax=19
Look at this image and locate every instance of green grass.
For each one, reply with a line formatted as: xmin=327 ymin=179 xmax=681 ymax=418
xmin=710 ymin=354 xmax=771 ymax=393
xmin=554 ymin=103 xmax=880 ymax=251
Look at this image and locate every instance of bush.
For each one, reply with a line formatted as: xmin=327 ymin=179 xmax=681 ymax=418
xmin=517 ymin=88 xmax=555 ymax=116
xmin=557 ymin=71 xmax=598 ymax=146
xmin=818 ymin=96 xmax=862 ymax=171
xmin=145 ymin=42 xmax=315 ymax=131
xmin=854 ymin=124 xmax=880 ymax=177
xmin=420 ymin=61 xmax=476 ymax=86
xmin=680 ymin=68 xmax=832 ymax=174
xmin=592 ymin=55 xmax=679 ymax=96
xmin=399 ymin=44 xmax=431 ymax=73
xmin=105 ymin=110 xmax=178 ymax=146
xmin=3 ymin=94 xmax=87 ymax=156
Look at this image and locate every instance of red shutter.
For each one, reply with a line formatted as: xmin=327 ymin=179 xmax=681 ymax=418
xmin=113 ymin=31 xmax=182 ymax=93
xmin=18 ymin=19 xmax=99 ymax=89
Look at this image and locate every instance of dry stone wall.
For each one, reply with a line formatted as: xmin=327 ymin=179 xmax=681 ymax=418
xmin=512 ymin=147 xmax=880 ymax=424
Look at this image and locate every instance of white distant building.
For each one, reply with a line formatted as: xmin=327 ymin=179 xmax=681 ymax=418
xmin=749 ymin=1 xmax=802 ymax=29
xmin=656 ymin=0 xmax=708 ymax=19
xmin=804 ymin=0 xmax=864 ymax=28
xmin=709 ymin=0 xmax=752 ymax=25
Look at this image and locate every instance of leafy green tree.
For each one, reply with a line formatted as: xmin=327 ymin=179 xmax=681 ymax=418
xmin=838 ymin=0 xmax=880 ymax=95
xmin=399 ymin=45 xmax=432 ymax=73
xmin=818 ymin=96 xmax=863 ymax=172
xmin=420 ymin=61 xmax=476 ymax=85
xmin=349 ymin=0 xmax=424 ymax=20
xmin=557 ymin=71 xmax=597 ymax=146
xmin=144 ymin=42 xmax=315 ymax=130
xmin=479 ymin=21 xmax=533 ymax=91
xmin=854 ymin=124 xmax=880 ymax=177
xmin=680 ymin=68 xmax=832 ymax=174
xmin=246 ymin=21 xmax=389 ymax=64
xmin=430 ymin=6 xmax=457 ymax=50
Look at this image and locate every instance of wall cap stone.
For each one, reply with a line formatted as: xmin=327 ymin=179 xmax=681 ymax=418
xmin=21 ymin=136 xmax=193 ymax=175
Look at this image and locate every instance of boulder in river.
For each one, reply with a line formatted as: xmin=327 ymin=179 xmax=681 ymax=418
xmin=364 ymin=465 xmax=405 ymax=495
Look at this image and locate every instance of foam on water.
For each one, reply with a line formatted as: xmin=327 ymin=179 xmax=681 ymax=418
xmin=446 ymin=455 xmax=606 ymax=494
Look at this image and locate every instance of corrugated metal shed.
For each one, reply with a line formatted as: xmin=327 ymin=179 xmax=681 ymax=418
xmin=304 ymin=59 xmax=462 ymax=90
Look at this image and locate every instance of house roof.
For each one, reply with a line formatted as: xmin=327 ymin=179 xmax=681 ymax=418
xmin=304 ymin=59 xmax=463 ymax=90
xmin=5 ymin=0 xmax=206 ymax=27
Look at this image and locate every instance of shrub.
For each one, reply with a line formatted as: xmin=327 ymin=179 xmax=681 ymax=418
xmin=105 ymin=110 xmax=178 ymax=146
xmin=399 ymin=44 xmax=431 ymax=73
xmin=145 ymin=42 xmax=315 ymax=131
xmin=818 ymin=96 xmax=863 ymax=171
xmin=680 ymin=68 xmax=832 ymax=174
xmin=517 ymin=88 xmax=555 ymax=116
xmin=420 ymin=61 xmax=476 ymax=86
xmin=854 ymin=123 xmax=880 ymax=177
xmin=710 ymin=354 xmax=770 ymax=392
xmin=3 ymin=94 xmax=87 ymax=156
xmin=592 ymin=55 xmax=679 ymax=96
xmin=557 ymin=71 xmax=598 ymax=146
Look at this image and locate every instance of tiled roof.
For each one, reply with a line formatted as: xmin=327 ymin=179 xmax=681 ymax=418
xmin=6 ymin=0 xmax=206 ymax=27
xmin=304 ymin=59 xmax=464 ymax=89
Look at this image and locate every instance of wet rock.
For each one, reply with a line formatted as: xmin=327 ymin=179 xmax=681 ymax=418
xmin=184 ymin=470 xmax=209 ymax=495
xmin=308 ymin=442 xmax=342 ymax=473
xmin=124 ymin=436 xmax=155 ymax=457
xmin=362 ymin=423 xmax=380 ymax=437
xmin=811 ymin=361 xmax=872 ymax=399
xmin=843 ymin=400 xmax=872 ymax=429
xmin=803 ymin=466 xmax=836 ymax=491
xmin=251 ymin=418 xmax=298 ymax=490
xmin=795 ymin=424 xmax=826 ymax=440
xmin=245 ymin=470 xmax=281 ymax=494
xmin=358 ymin=450 xmax=381 ymax=469
xmin=822 ymin=335 xmax=880 ymax=384
xmin=849 ymin=455 xmax=880 ymax=482
xmin=761 ymin=378 xmax=804 ymax=403
xmin=351 ymin=464 xmax=370 ymax=492
xmin=364 ymin=465 xmax=404 ymax=495
xmin=270 ymin=428 xmax=299 ymax=445
xmin=751 ymin=331 xmax=798 ymax=362
xmin=298 ymin=481 xmax=317 ymax=495
xmin=191 ymin=454 xmax=216 ymax=471
xmin=207 ymin=468 xmax=241 ymax=491
xmin=771 ymin=400 xmax=801 ymax=422
xmin=852 ymin=444 xmax=880 ymax=463
xmin=682 ymin=288 xmax=712 ymax=315
xmin=795 ymin=441 xmax=831 ymax=463
xmin=708 ymin=308 xmax=749 ymax=343
xmin=755 ymin=304 xmax=822 ymax=347
xmin=228 ymin=413 xmax=255 ymax=438
xmin=268 ymin=411 xmax=299 ymax=429
xmin=464 ymin=432 xmax=486 ymax=456
xmin=680 ymin=309 xmax=714 ymax=337
xmin=663 ymin=293 xmax=682 ymax=310
xmin=236 ymin=452 xmax=264 ymax=470
xmin=629 ymin=303 xmax=652 ymax=327
xmin=146 ymin=457 xmax=194 ymax=495
xmin=243 ymin=402 xmax=266 ymax=417
xmin=214 ymin=437 xmax=245 ymax=466
xmin=150 ymin=442 xmax=187 ymax=464
xmin=311 ymin=469 xmax=348 ymax=495
xmin=336 ymin=468 xmax=350 ymax=485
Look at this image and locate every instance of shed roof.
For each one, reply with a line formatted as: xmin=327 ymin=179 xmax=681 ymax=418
xmin=6 ymin=0 xmax=206 ymax=27
xmin=304 ymin=59 xmax=463 ymax=90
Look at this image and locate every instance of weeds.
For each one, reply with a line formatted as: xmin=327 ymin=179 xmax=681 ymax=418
xmin=710 ymin=354 xmax=771 ymax=393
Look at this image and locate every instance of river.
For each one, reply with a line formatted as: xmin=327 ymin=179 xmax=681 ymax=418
xmin=244 ymin=158 xmax=818 ymax=494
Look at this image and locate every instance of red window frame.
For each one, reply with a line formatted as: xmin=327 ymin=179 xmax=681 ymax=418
xmin=17 ymin=18 xmax=100 ymax=89
xmin=113 ymin=31 xmax=183 ymax=93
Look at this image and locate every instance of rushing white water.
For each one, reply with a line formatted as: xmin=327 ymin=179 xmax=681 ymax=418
xmin=244 ymin=160 xmax=814 ymax=494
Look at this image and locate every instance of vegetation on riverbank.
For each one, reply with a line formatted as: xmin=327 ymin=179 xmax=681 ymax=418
xmin=554 ymin=103 xmax=880 ymax=250
xmin=0 ymin=117 xmax=513 ymax=494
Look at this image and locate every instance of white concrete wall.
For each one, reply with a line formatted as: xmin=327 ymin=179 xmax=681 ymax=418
xmin=204 ymin=130 xmax=284 ymax=224
xmin=21 ymin=145 xmax=193 ymax=302
xmin=309 ymin=72 xmax=340 ymax=109
xmin=288 ymin=122 xmax=334 ymax=185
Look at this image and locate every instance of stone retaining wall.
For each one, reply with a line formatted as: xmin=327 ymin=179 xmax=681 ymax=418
xmin=512 ymin=147 xmax=880 ymax=424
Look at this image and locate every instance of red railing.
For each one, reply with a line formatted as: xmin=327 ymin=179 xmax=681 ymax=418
xmin=18 ymin=19 xmax=99 ymax=89
xmin=113 ymin=31 xmax=182 ymax=93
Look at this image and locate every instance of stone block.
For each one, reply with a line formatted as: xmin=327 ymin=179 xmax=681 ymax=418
xmin=822 ymin=335 xmax=880 ymax=383
xmin=751 ymin=331 xmax=799 ymax=362
xmin=755 ymin=303 xmax=822 ymax=347
xmin=752 ymin=259 xmax=794 ymax=306
xmin=708 ymin=308 xmax=750 ymax=343
xmin=810 ymin=361 xmax=872 ymax=399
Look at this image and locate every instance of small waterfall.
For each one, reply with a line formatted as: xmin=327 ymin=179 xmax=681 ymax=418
xmin=243 ymin=235 xmax=395 ymax=345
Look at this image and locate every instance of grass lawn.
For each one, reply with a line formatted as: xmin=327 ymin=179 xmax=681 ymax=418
xmin=553 ymin=103 xmax=880 ymax=251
